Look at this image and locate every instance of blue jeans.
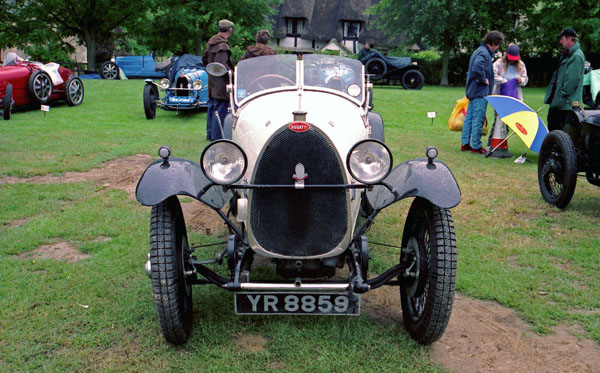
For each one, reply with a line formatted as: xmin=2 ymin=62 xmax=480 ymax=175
xmin=461 ymin=97 xmax=488 ymax=150
xmin=206 ymin=98 xmax=229 ymax=140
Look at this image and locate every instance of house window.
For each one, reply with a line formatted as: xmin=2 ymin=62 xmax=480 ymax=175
xmin=286 ymin=18 xmax=304 ymax=37
xmin=343 ymin=21 xmax=361 ymax=40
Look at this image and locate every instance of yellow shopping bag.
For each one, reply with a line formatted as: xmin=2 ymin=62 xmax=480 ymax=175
xmin=448 ymin=96 xmax=488 ymax=135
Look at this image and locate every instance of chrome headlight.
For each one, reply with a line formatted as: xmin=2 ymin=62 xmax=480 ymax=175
xmin=347 ymin=139 xmax=392 ymax=184
xmin=192 ymin=80 xmax=203 ymax=90
xmin=201 ymin=140 xmax=247 ymax=185
xmin=159 ymin=78 xmax=170 ymax=89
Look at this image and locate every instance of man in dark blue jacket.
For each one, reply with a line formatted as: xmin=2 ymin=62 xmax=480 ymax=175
xmin=461 ymin=31 xmax=504 ymax=154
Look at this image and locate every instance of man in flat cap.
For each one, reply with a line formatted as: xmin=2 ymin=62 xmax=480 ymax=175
xmin=240 ymin=30 xmax=275 ymax=60
xmin=203 ymin=19 xmax=234 ymax=140
xmin=544 ymin=28 xmax=586 ymax=131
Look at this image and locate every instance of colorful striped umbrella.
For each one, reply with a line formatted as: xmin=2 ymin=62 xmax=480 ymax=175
xmin=485 ymin=95 xmax=548 ymax=153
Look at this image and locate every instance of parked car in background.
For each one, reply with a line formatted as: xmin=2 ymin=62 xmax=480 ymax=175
xmin=100 ymin=53 xmax=174 ymax=80
xmin=582 ymin=63 xmax=600 ymax=110
xmin=359 ymin=49 xmax=424 ymax=90
xmin=142 ymin=54 xmax=208 ymax=119
xmin=0 ymin=60 xmax=84 ymax=120
xmin=538 ymin=109 xmax=600 ymax=208
xmin=135 ymin=54 xmax=461 ymax=346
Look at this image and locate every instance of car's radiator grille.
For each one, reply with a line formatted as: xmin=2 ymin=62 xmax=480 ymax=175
xmin=250 ymin=127 xmax=348 ymax=257
xmin=176 ymin=77 xmax=189 ymax=96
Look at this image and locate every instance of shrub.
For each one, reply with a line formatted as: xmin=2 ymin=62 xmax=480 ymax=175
xmin=24 ymin=40 xmax=74 ymax=64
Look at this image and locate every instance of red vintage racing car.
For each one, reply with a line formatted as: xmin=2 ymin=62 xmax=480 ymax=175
xmin=0 ymin=59 xmax=84 ymax=120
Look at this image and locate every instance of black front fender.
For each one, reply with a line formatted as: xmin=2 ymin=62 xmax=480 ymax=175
xmin=135 ymin=157 xmax=232 ymax=209
xmin=366 ymin=158 xmax=461 ymax=210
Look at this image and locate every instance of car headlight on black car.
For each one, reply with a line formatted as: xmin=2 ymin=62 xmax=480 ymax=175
xmin=201 ymin=140 xmax=247 ymax=185
xmin=347 ymin=139 xmax=392 ymax=184
xmin=192 ymin=80 xmax=203 ymax=90
xmin=159 ymin=78 xmax=170 ymax=89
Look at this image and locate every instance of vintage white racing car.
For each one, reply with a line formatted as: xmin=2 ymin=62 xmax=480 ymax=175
xmin=136 ymin=54 xmax=461 ymax=345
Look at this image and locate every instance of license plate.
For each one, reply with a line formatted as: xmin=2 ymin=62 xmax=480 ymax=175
xmin=235 ymin=292 xmax=360 ymax=315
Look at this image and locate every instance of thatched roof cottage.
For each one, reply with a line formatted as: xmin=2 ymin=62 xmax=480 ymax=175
xmin=270 ymin=0 xmax=401 ymax=54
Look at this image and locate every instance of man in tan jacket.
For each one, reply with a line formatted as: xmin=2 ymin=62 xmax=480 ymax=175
xmin=241 ymin=30 xmax=275 ymax=60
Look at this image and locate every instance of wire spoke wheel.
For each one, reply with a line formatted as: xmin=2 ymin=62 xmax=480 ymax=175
xmin=401 ymin=70 xmax=424 ymax=90
xmin=100 ymin=61 xmax=119 ymax=79
xmin=28 ymin=71 xmax=53 ymax=104
xmin=365 ymin=58 xmax=387 ymax=80
xmin=538 ymin=130 xmax=577 ymax=208
xmin=400 ymin=197 xmax=456 ymax=345
xmin=2 ymin=83 xmax=12 ymax=120
xmin=65 ymin=76 xmax=84 ymax=106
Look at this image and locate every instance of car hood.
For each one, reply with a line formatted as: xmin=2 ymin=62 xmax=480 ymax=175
xmin=168 ymin=54 xmax=205 ymax=81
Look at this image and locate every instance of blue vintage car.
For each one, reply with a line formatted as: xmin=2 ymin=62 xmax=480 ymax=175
xmin=99 ymin=54 xmax=173 ymax=80
xmin=142 ymin=54 xmax=209 ymax=119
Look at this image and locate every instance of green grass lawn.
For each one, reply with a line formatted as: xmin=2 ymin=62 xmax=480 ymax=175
xmin=1 ymin=80 xmax=598 ymax=371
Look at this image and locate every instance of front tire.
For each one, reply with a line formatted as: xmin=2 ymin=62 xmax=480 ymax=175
xmin=150 ymin=196 xmax=194 ymax=344
xmin=3 ymin=83 xmax=12 ymax=120
xmin=365 ymin=58 xmax=387 ymax=80
xmin=400 ymin=198 xmax=456 ymax=345
xmin=538 ymin=130 xmax=577 ymax=209
xmin=65 ymin=76 xmax=84 ymax=106
xmin=401 ymin=69 xmax=425 ymax=90
xmin=143 ymin=84 xmax=158 ymax=119
xmin=28 ymin=70 xmax=53 ymax=104
xmin=100 ymin=61 xmax=119 ymax=79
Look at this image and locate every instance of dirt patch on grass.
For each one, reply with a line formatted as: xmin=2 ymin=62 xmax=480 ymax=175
xmin=362 ymin=286 xmax=600 ymax=372
xmin=87 ymin=338 xmax=144 ymax=371
xmin=1 ymin=154 xmax=227 ymax=236
xmin=18 ymin=241 xmax=90 ymax=263
xmin=0 ymin=154 xmax=153 ymax=199
xmin=3 ymin=217 xmax=29 ymax=228
xmin=180 ymin=200 xmax=227 ymax=236
xmin=234 ymin=333 xmax=268 ymax=353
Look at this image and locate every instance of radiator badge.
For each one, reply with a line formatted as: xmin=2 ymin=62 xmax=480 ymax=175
xmin=293 ymin=163 xmax=308 ymax=189
xmin=289 ymin=121 xmax=310 ymax=132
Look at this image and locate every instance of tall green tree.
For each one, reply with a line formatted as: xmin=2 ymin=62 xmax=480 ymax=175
xmin=0 ymin=1 xmax=19 ymax=47
xmin=523 ymin=0 xmax=600 ymax=57
xmin=368 ymin=0 xmax=534 ymax=85
xmin=0 ymin=0 xmax=149 ymax=70
xmin=135 ymin=0 xmax=280 ymax=57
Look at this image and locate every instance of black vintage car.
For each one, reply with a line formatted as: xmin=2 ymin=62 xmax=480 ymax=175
xmin=359 ymin=50 xmax=424 ymax=90
xmin=538 ymin=109 xmax=600 ymax=208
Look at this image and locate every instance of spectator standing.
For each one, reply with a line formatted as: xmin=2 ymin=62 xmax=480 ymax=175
xmin=461 ymin=31 xmax=504 ymax=154
xmin=203 ymin=19 xmax=234 ymax=141
xmin=241 ymin=30 xmax=275 ymax=60
xmin=2 ymin=52 xmax=23 ymax=66
xmin=544 ymin=28 xmax=585 ymax=132
xmin=488 ymin=43 xmax=528 ymax=147
xmin=358 ymin=42 xmax=371 ymax=63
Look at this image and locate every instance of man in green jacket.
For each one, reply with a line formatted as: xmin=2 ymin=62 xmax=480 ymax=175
xmin=544 ymin=28 xmax=586 ymax=131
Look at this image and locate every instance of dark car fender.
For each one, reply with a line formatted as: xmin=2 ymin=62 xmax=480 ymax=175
xmin=366 ymin=158 xmax=461 ymax=210
xmin=135 ymin=157 xmax=232 ymax=209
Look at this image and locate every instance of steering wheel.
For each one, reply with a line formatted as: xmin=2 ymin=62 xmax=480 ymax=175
xmin=247 ymin=74 xmax=294 ymax=92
